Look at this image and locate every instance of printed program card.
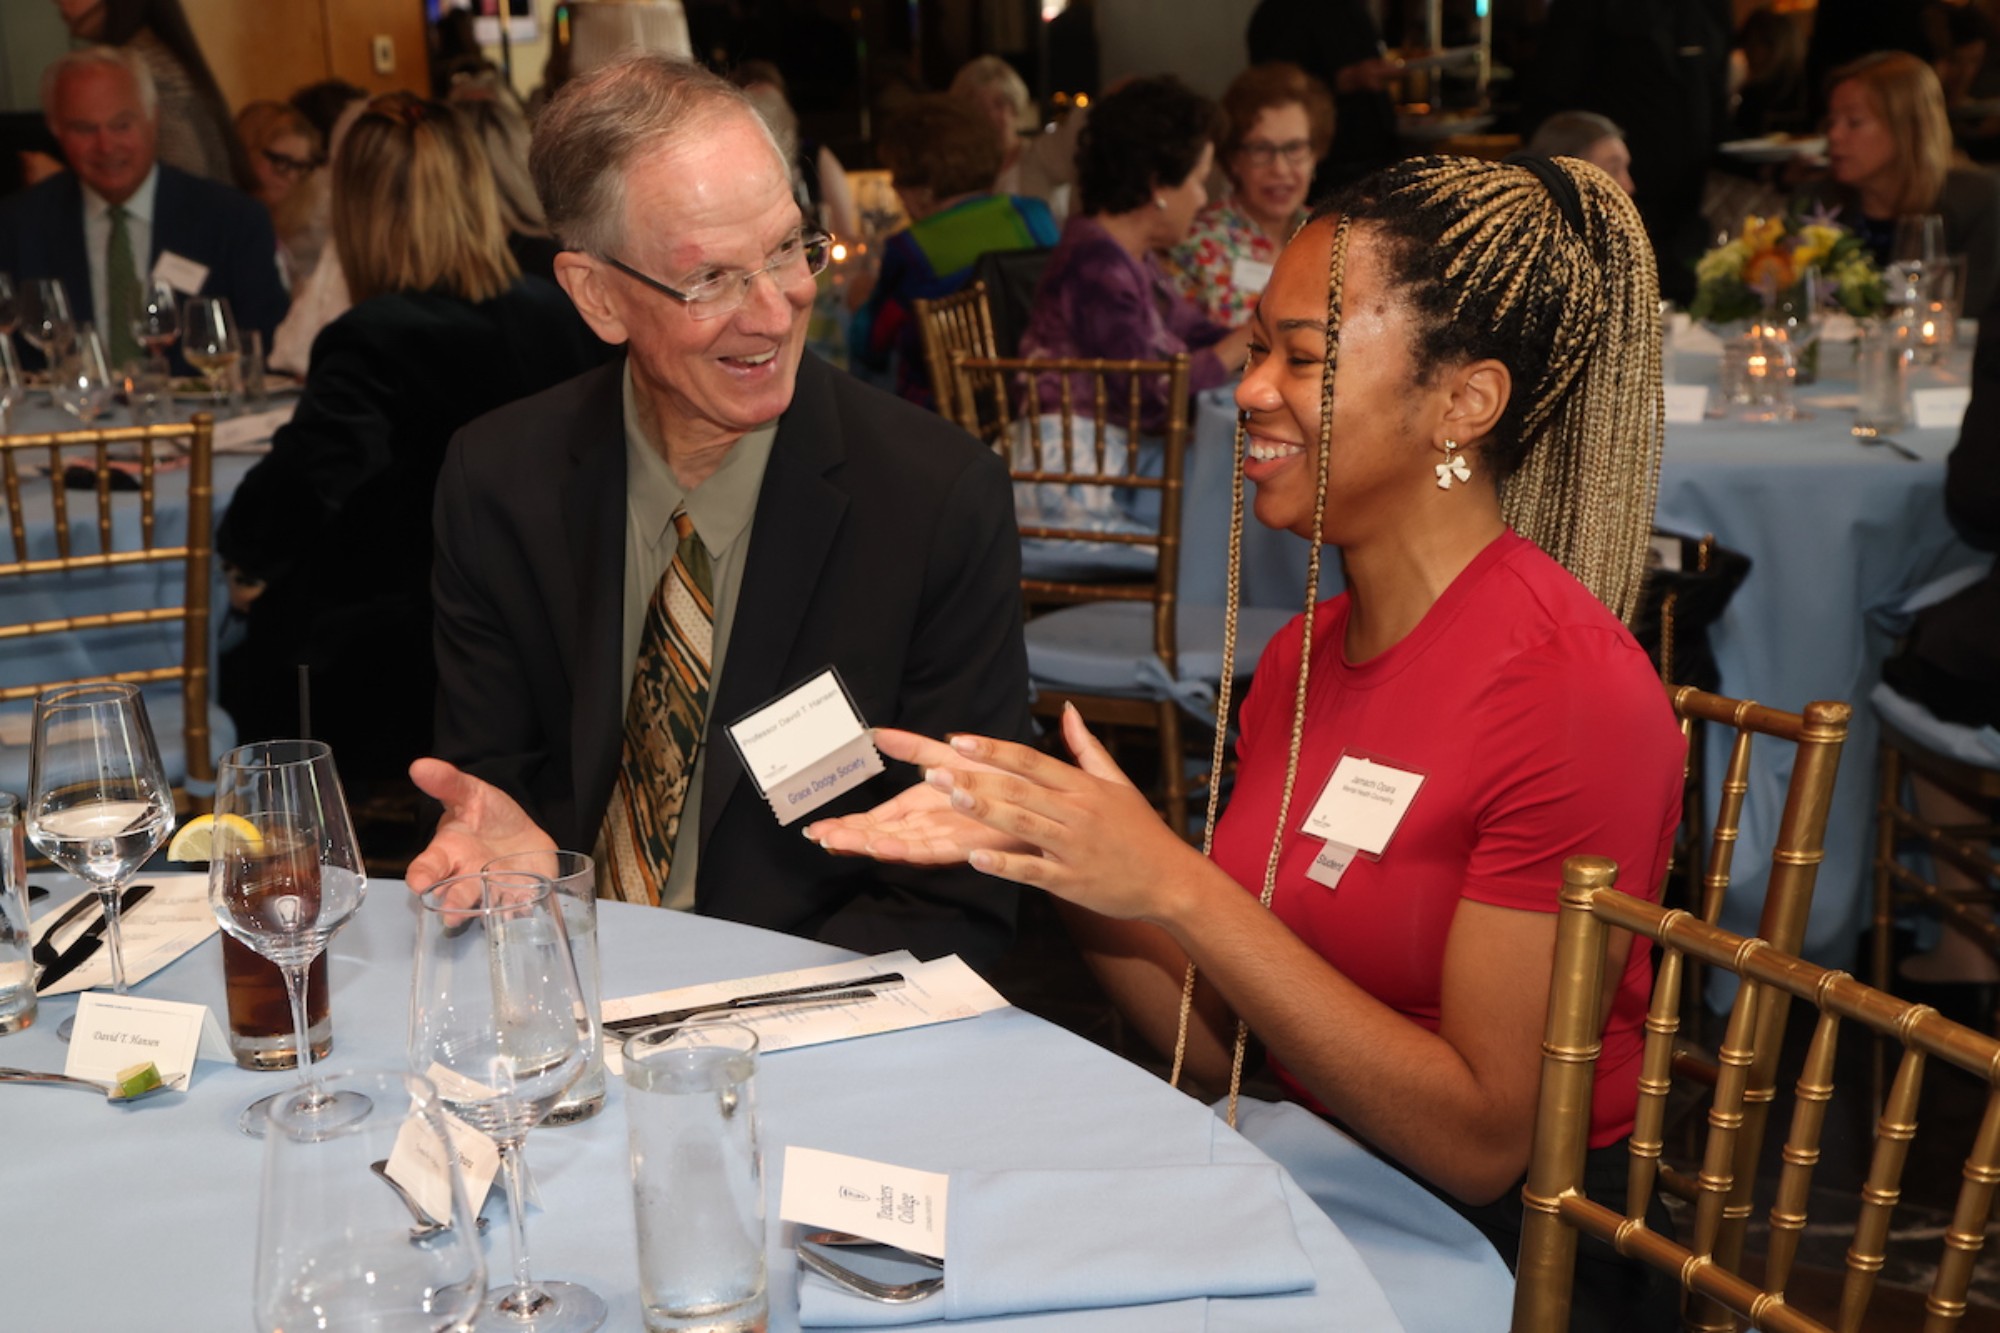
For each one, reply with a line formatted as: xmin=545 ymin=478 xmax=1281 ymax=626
xmin=781 ymin=1146 xmax=950 ymax=1260
xmin=65 ymin=992 xmax=228 ymax=1090
xmin=726 ymin=669 xmax=884 ymax=825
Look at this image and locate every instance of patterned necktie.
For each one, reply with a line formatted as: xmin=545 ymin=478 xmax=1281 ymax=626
xmin=106 ymin=205 xmax=143 ymax=367
xmin=597 ymin=507 xmax=715 ymax=906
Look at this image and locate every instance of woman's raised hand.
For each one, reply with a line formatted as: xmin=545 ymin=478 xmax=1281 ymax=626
xmin=804 ymin=727 xmax=1034 ymax=864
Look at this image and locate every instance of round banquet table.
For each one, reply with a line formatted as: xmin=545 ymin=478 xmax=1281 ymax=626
xmin=0 ymin=881 xmax=1517 ymax=1332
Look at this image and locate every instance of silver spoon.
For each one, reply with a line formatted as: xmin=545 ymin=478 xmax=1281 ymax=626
xmin=369 ymin=1159 xmax=489 ymax=1242
xmin=0 ymin=1066 xmax=171 ymax=1104
xmin=799 ymin=1231 xmax=944 ymax=1304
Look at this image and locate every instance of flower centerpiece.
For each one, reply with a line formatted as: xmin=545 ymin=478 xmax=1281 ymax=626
xmin=1690 ymin=207 xmax=1887 ymax=381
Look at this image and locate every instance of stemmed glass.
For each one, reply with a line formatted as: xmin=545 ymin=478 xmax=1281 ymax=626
xmin=182 ymin=295 xmax=240 ymax=408
xmin=1892 ymin=213 xmax=1945 ymax=274
xmin=210 ymin=739 xmax=369 ymax=1138
xmin=0 ymin=334 xmax=23 ymax=434
xmin=411 ymin=872 xmax=606 ymax=1333
xmin=255 ymin=1069 xmax=486 ymax=1333
xmin=19 ymin=277 xmax=72 ymax=366
xmin=52 ymin=324 xmax=113 ymax=424
xmin=25 ymin=682 xmax=175 ymax=1039
xmin=0 ymin=270 xmax=17 ymax=338
xmin=132 ymin=280 xmax=180 ymax=368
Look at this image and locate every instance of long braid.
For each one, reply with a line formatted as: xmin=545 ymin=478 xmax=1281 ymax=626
xmin=1169 ymin=156 xmax=1663 ymax=1126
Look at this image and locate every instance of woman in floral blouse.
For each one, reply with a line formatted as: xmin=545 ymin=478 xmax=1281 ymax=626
xmin=1171 ymin=63 xmax=1334 ymax=326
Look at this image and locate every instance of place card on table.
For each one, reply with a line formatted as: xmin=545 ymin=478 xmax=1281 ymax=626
xmin=64 ymin=992 xmax=228 ymax=1091
xmin=385 ymin=1093 xmax=504 ymax=1224
xmin=1663 ymin=384 xmax=1710 ymax=425
xmin=600 ymin=950 xmax=1007 ymax=1073
xmin=781 ymin=1146 xmax=950 ymax=1260
xmin=1912 ymin=387 xmax=1972 ymax=432
xmin=726 ymin=669 xmax=884 ymax=826
xmin=31 ymin=875 xmax=218 ymax=996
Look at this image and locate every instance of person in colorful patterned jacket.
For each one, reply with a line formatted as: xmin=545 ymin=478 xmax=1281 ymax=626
xmin=1171 ymin=63 xmax=1334 ymax=326
xmin=850 ymin=94 xmax=1058 ymax=408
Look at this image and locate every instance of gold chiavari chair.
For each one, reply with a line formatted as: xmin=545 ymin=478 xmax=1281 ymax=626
xmin=1515 ymin=854 xmax=2000 ymax=1333
xmin=1657 ymin=690 xmax=1851 ymax=1293
xmin=912 ymin=281 xmax=998 ymax=424
xmin=0 ymin=415 xmax=218 ymax=812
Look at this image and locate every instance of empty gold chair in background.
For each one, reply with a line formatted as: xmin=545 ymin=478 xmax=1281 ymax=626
xmin=1514 ymin=854 xmax=2000 ymax=1333
xmin=912 ymin=280 xmax=998 ymax=425
xmin=0 ymin=415 xmax=219 ymax=811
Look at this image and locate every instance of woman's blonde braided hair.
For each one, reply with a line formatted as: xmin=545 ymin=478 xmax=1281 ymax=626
xmin=1174 ymin=154 xmax=1666 ymax=1122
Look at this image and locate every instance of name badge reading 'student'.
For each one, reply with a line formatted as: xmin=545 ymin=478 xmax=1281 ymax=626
xmin=726 ymin=668 xmax=885 ymax=826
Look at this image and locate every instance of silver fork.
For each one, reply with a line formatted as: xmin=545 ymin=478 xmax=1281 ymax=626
xmin=799 ymin=1231 xmax=944 ymax=1304
xmin=0 ymin=1067 xmax=170 ymax=1104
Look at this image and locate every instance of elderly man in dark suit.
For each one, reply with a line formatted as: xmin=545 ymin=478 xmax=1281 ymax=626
xmin=0 ymin=45 xmax=286 ymax=373
xmin=406 ymin=55 xmax=1030 ymax=970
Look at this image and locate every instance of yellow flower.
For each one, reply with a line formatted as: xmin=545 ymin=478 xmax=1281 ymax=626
xmin=1740 ymin=216 xmax=1786 ymax=252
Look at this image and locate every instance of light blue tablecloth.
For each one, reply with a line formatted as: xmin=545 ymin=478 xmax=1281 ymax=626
xmin=0 ymin=885 xmax=1514 ymax=1332
xmin=1179 ymin=351 xmax=1986 ymax=974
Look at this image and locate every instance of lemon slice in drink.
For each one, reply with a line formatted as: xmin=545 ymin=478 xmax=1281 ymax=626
xmin=165 ymin=813 xmax=262 ymax=863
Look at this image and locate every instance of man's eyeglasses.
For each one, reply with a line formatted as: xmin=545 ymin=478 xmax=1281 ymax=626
xmin=1236 ymin=139 xmax=1314 ymax=169
xmin=261 ymin=147 xmax=318 ymax=179
xmin=605 ymin=228 xmax=832 ymax=320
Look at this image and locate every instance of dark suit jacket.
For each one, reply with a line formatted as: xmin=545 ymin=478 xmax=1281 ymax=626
xmin=215 ymin=277 xmax=608 ymax=779
xmin=0 ymin=163 xmax=288 ymax=373
xmin=432 ymin=352 xmax=1031 ymax=968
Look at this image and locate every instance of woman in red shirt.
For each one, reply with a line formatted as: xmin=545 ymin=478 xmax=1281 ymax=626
xmin=810 ymin=154 xmax=1683 ymax=1330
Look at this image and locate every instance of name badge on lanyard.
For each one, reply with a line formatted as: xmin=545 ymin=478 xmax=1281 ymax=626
xmin=1300 ymin=753 xmax=1426 ymax=891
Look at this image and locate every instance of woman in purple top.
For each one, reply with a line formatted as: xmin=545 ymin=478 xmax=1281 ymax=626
xmin=1021 ymin=76 xmax=1255 ymax=433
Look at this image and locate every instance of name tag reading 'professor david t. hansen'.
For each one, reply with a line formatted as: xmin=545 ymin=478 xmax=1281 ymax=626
xmin=726 ymin=668 xmax=885 ymax=825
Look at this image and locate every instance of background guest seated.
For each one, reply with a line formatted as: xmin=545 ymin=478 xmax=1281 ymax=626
xmin=234 ymin=99 xmax=325 ymax=290
xmin=445 ymin=67 xmax=561 ymax=283
xmin=1170 ymin=61 xmax=1334 ymax=325
xmin=850 ymin=93 xmax=1057 ymax=408
xmin=950 ymin=54 xmax=1081 ymax=221
xmin=1814 ymin=50 xmax=2000 ymax=310
xmin=0 ymin=44 xmax=288 ymax=373
xmin=215 ymin=91 xmax=606 ymax=786
xmin=1525 ymin=111 xmax=1638 ymax=198
xmin=1021 ymin=74 xmax=1254 ymax=434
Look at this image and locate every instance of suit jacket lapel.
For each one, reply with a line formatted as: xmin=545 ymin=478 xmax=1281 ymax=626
xmin=562 ymin=360 xmax=632 ymax=835
xmin=699 ymin=352 xmax=849 ymax=847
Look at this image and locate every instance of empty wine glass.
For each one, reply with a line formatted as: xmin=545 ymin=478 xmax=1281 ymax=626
xmin=411 ymin=872 xmax=605 ymax=1333
xmin=0 ymin=334 xmax=23 ymax=433
xmin=210 ymin=739 xmax=369 ymax=1138
xmin=132 ymin=280 xmax=180 ymax=370
xmin=0 ymin=270 xmax=17 ymax=336
xmin=1892 ymin=213 xmax=1945 ymax=274
xmin=255 ymin=1068 xmax=486 ymax=1333
xmin=52 ymin=324 xmax=113 ymax=423
xmin=183 ymin=295 xmax=240 ymax=408
xmin=19 ymin=277 xmax=72 ymax=365
xmin=26 ymin=682 xmax=175 ymax=1039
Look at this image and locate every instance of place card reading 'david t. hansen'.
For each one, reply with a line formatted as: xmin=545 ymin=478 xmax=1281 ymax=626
xmin=64 ymin=992 xmax=229 ymax=1091
xmin=726 ymin=669 xmax=884 ymax=825
xmin=781 ymin=1146 xmax=950 ymax=1260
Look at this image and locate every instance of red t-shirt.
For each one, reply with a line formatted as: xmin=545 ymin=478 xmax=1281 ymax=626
xmin=1211 ymin=530 xmax=1684 ymax=1148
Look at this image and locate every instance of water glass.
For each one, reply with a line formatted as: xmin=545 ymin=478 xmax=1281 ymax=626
xmin=52 ymin=325 xmax=113 ymax=424
xmin=485 ymin=850 xmax=605 ymax=1125
xmin=1854 ymin=320 xmax=1910 ymax=437
xmin=0 ymin=793 xmax=37 ymax=1035
xmin=622 ymin=1024 xmax=766 ymax=1333
xmin=19 ymin=277 xmax=72 ymax=365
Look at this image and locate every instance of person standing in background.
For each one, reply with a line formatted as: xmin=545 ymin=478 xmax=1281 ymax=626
xmin=1524 ymin=0 xmax=1732 ymax=305
xmin=52 ymin=0 xmax=252 ymax=191
xmin=1246 ymin=0 xmax=1398 ymax=192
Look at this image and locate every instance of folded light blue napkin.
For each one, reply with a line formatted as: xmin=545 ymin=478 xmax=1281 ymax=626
xmin=795 ymin=1162 xmax=1317 ymax=1326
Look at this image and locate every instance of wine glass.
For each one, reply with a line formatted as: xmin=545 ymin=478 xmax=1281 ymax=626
xmin=19 ymin=277 xmax=72 ymax=365
xmin=411 ymin=871 xmax=606 ymax=1333
xmin=52 ymin=324 xmax=113 ymax=424
xmin=210 ymin=739 xmax=369 ymax=1138
xmin=132 ymin=280 xmax=180 ymax=371
xmin=1892 ymin=213 xmax=1945 ymax=275
xmin=255 ymin=1068 xmax=486 ymax=1333
xmin=0 ymin=270 xmax=17 ymax=336
xmin=0 ymin=334 xmax=23 ymax=434
xmin=182 ymin=295 xmax=240 ymax=408
xmin=26 ymin=682 xmax=174 ymax=1039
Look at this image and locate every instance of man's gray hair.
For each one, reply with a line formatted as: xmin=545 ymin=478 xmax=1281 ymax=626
xmin=41 ymin=45 xmax=159 ymax=123
xmin=530 ymin=54 xmax=781 ymax=256
xmin=1525 ymin=111 xmax=1624 ymax=160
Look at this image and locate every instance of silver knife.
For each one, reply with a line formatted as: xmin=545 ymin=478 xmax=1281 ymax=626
xmin=605 ymin=973 xmax=905 ymax=1036
xmin=29 ymin=892 xmax=106 ymax=978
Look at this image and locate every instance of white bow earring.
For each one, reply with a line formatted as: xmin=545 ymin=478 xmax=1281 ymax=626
xmin=1153 ymin=195 xmax=1168 ymax=211
xmin=1434 ymin=439 xmax=1470 ymax=489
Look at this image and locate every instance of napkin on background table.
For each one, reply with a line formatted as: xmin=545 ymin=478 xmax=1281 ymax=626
xmin=795 ymin=1162 xmax=1316 ymax=1326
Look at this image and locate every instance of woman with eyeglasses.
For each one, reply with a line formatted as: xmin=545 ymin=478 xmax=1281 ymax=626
xmin=216 ymin=92 xmax=608 ymax=786
xmin=1171 ymin=63 xmax=1335 ymax=326
xmin=234 ymin=100 xmax=324 ymax=289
